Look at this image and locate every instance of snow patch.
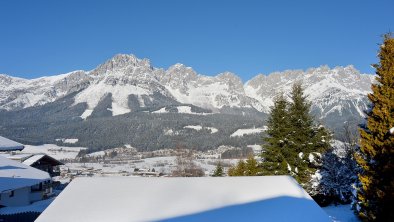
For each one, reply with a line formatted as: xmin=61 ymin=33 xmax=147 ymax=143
xmin=230 ymin=126 xmax=267 ymax=137
xmin=309 ymin=153 xmax=315 ymax=163
xmin=184 ymin=125 xmax=203 ymax=131
xmin=206 ymin=127 xmax=218 ymax=134
xmin=74 ymin=81 xmax=150 ymax=115
xmin=111 ymin=102 xmax=130 ymax=116
xmin=152 ymin=107 xmax=168 ymax=113
xmin=64 ymin=138 xmax=79 ymax=144
xmin=177 ymin=106 xmax=193 ymax=113
xmin=80 ymin=109 xmax=93 ymax=119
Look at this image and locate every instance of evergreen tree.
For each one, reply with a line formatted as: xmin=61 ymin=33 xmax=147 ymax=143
xmin=228 ymin=160 xmax=246 ymax=176
xmin=286 ymin=83 xmax=331 ymax=190
xmin=261 ymin=93 xmax=290 ymax=175
xmin=356 ymin=34 xmax=394 ymax=221
xmin=245 ymin=155 xmax=261 ymax=176
xmin=313 ymin=124 xmax=360 ymax=205
xmin=212 ymin=161 xmax=224 ymax=177
xmin=228 ymin=156 xmax=260 ymax=176
xmin=261 ymin=83 xmax=331 ymax=195
xmin=314 ymin=148 xmax=358 ymax=205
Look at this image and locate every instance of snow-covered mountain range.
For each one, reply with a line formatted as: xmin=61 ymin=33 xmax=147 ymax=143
xmin=0 ymin=54 xmax=375 ymax=150
xmin=0 ymin=54 xmax=374 ymax=118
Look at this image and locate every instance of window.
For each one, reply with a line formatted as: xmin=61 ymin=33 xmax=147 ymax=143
xmin=31 ymin=183 xmax=42 ymax=192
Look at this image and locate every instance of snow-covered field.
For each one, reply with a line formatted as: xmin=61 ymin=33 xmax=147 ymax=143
xmin=21 ymin=144 xmax=86 ymax=160
xmin=63 ymin=156 xmax=237 ymax=176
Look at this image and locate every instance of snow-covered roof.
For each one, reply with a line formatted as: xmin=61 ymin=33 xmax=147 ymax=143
xmin=0 ymin=153 xmax=33 ymax=162
xmin=0 ymin=197 xmax=55 ymax=215
xmin=22 ymin=154 xmax=63 ymax=166
xmin=36 ymin=176 xmax=330 ymax=222
xmin=0 ymin=135 xmax=24 ymax=151
xmin=0 ymin=155 xmax=51 ymax=192
xmin=22 ymin=154 xmax=45 ymax=166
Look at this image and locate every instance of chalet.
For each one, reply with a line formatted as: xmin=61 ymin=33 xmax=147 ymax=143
xmin=0 ymin=136 xmax=24 ymax=151
xmin=0 ymin=156 xmax=52 ymax=207
xmin=36 ymin=176 xmax=330 ymax=222
xmin=1 ymin=153 xmax=63 ymax=177
xmin=23 ymin=154 xmax=63 ymax=177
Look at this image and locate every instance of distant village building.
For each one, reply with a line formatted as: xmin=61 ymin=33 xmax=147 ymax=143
xmin=1 ymin=153 xmax=63 ymax=177
xmin=0 ymin=156 xmax=52 ymax=207
xmin=0 ymin=136 xmax=24 ymax=151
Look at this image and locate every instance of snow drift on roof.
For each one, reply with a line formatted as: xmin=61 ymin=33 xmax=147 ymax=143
xmin=0 ymin=135 xmax=24 ymax=151
xmin=36 ymin=176 xmax=329 ymax=222
xmin=0 ymin=155 xmax=50 ymax=192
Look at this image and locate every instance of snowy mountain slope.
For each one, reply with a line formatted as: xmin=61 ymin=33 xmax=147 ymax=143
xmin=156 ymin=63 xmax=259 ymax=111
xmin=0 ymin=71 xmax=91 ymax=111
xmin=0 ymin=54 xmax=375 ymax=131
xmin=245 ymin=65 xmax=375 ymax=123
xmin=73 ymin=54 xmax=177 ymax=118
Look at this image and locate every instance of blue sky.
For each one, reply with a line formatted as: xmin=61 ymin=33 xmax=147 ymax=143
xmin=0 ymin=0 xmax=393 ymax=81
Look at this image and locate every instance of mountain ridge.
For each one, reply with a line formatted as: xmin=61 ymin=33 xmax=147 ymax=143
xmin=0 ymin=54 xmax=375 ymax=150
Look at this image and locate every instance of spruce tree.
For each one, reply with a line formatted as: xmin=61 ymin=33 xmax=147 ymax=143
xmin=228 ymin=156 xmax=261 ymax=176
xmin=286 ymin=83 xmax=331 ymax=190
xmin=212 ymin=161 xmax=224 ymax=177
xmin=245 ymin=155 xmax=261 ymax=176
xmin=356 ymin=34 xmax=394 ymax=221
xmin=261 ymin=93 xmax=290 ymax=175
xmin=228 ymin=160 xmax=246 ymax=176
xmin=261 ymin=83 xmax=331 ymax=194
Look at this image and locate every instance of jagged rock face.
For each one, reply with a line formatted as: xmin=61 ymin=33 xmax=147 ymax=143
xmin=89 ymin=54 xmax=152 ymax=76
xmin=0 ymin=71 xmax=90 ymax=111
xmin=245 ymin=65 xmax=375 ymax=123
xmin=0 ymin=54 xmax=375 ymax=132
xmin=156 ymin=63 xmax=198 ymax=94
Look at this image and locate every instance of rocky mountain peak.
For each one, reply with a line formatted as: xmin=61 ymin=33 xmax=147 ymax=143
xmin=156 ymin=63 xmax=198 ymax=92
xmin=90 ymin=54 xmax=152 ymax=76
xmin=216 ymin=72 xmax=244 ymax=92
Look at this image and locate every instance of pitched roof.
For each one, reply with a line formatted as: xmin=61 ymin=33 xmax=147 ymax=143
xmin=0 ymin=155 xmax=51 ymax=192
xmin=0 ymin=136 xmax=24 ymax=151
xmin=22 ymin=154 xmax=46 ymax=166
xmin=22 ymin=154 xmax=63 ymax=166
xmin=36 ymin=176 xmax=330 ymax=222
